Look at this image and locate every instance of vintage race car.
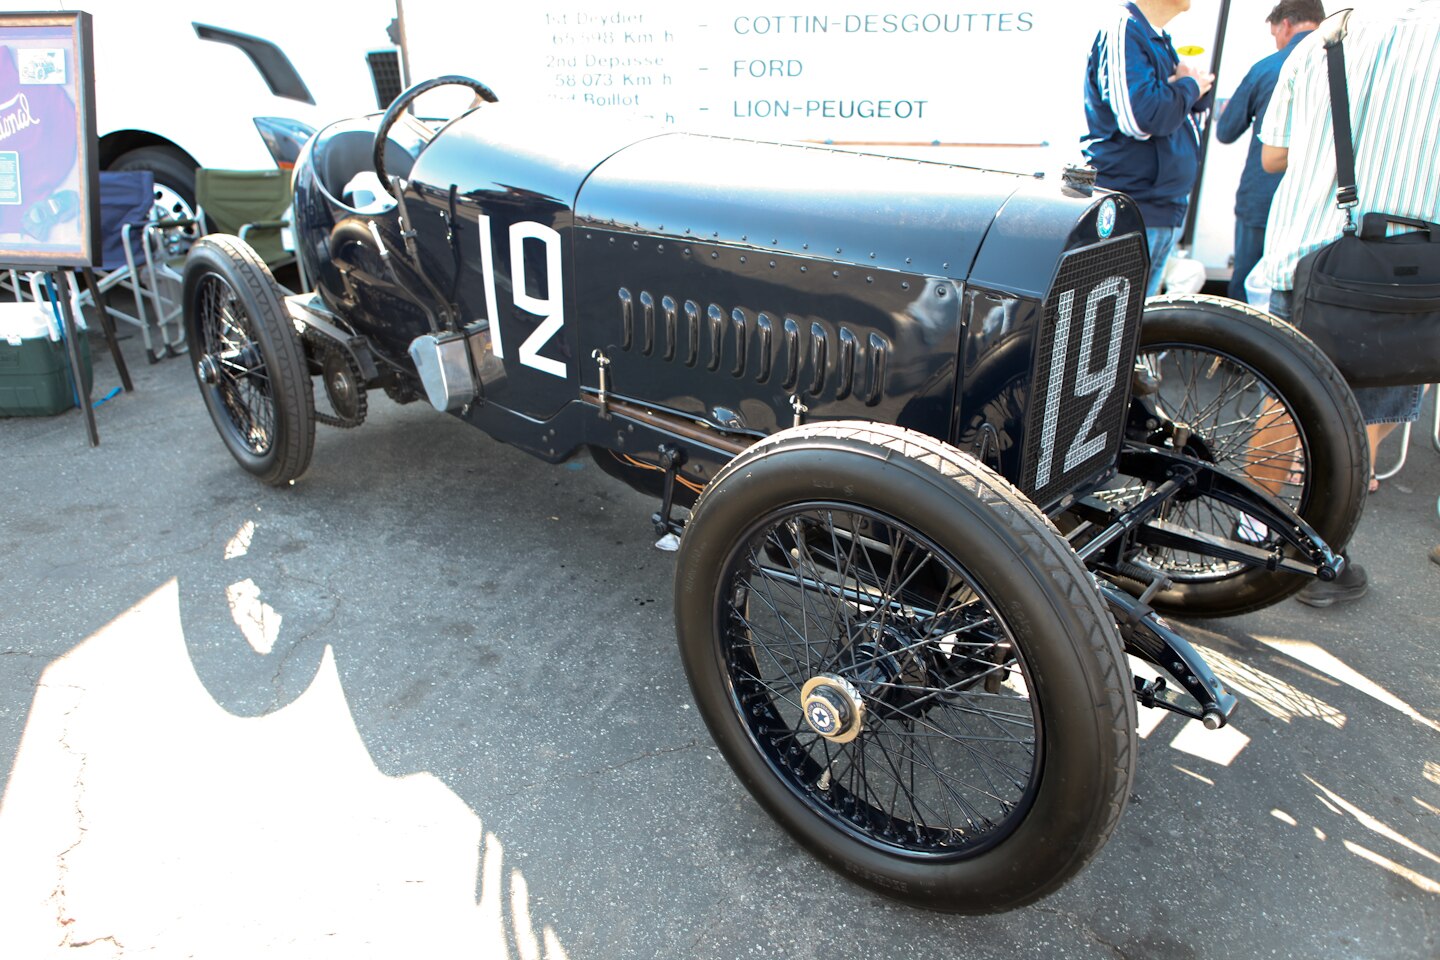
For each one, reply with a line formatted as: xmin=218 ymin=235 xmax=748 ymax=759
xmin=180 ymin=77 xmax=1369 ymax=912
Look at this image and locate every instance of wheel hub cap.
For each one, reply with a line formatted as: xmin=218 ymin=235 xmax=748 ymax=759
xmin=801 ymin=675 xmax=865 ymax=743
xmin=197 ymin=354 xmax=221 ymax=385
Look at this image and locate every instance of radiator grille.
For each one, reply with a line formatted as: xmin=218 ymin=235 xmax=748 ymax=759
xmin=1020 ymin=235 xmax=1147 ymax=509
xmin=368 ymin=50 xmax=403 ymax=110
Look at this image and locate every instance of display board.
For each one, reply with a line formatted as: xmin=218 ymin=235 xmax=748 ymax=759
xmin=0 ymin=10 xmax=100 ymax=269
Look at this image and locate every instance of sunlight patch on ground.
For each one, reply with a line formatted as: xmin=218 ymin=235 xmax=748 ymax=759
xmin=1192 ymin=644 xmax=1345 ymax=729
xmin=224 ymin=519 xmax=257 ymax=559
xmin=1169 ymin=717 xmax=1250 ymax=767
xmin=1136 ymin=704 xmax=1169 ymax=739
xmin=1255 ymin=636 xmax=1440 ymax=733
xmin=225 ymin=577 xmax=283 ymax=655
xmin=1271 ymin=809 xmax=1297 ymax=826
xmin=0 ymin=579 xmax=568 ymax=959
xmin=1305 ymin=776 xmax=1440 ymax=897
xmin=1425 ymin=761 xmax=1440 ymax=786
xmin=1342 ymin=842 xmax=1440 ymax=895
xmin=1126 ymin=655 xmax=1172 ymax=739
xmin=1307 ymin=777 xmax=1440 ymax=869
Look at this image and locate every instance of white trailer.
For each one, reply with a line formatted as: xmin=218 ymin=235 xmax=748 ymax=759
xmin=49 ymin=0 xmax=399 ymax=213
xmin=398 ymin=0 xmax=1373 ymax=285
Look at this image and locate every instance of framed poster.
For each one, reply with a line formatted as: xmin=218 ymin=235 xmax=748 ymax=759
xmin=0 ymin=11 xmax=99 ymax=268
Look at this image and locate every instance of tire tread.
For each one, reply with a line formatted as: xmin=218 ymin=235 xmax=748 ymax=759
xmin=186 ymin=235 xmax=315 ymax=485
xmin=689 ymin=420 xmax=1137 ymax=911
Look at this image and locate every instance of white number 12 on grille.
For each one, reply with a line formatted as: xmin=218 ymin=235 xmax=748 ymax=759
xmin=1034 ymin=276 xmax=1131 ymax=488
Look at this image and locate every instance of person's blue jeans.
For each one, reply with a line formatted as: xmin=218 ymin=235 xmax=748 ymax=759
xmin=1228 ymin=222 xmax=1266 ymax=302
xmin=1268 ymin=288 xmax=1423 ymax=425
xmin=1145 ymin=226 xmax=1182 ymax=297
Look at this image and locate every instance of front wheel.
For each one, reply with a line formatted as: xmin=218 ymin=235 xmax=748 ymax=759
xmin=675 ymin=422 xmax=1136 ymax=912
xmin=183 ymin=235 xmax=315 ymax=485
xmin=1120 ymin=294 xmax=1369 ymax=617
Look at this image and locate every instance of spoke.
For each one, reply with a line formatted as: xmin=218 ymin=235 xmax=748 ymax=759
xmin=870 ymin=722 xmax=988 ymax=833
xmin=1125 ymin=346 xmax=1312 ymax=579
xmin=859 ymin=725 xmax=937 ymax=834
xmin=741 ymin=552 xmax=818 ymax=663
xmin=198 ymin=274 xmax=275 ymax=456
xmin=873 ymin=708 xmax=1034 ymax=796
xmin=723 ymin=503 xmax=1040 ymax=855
xmin=907 ymin=724 xmax=1016 ymax=822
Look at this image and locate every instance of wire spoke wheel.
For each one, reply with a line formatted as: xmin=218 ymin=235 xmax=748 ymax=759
xmin=677 ymin=422 xmax=1135 ymax=911
xmin=195 ymin=272 xmax=277 ymax=457
xmin=1124 ymin=343 xmax=1308 ymax=581
xmin=1107 ymin=295 xmax=1368 ymax=617
xmin=183 ymin=235 xmax=315 ymax=485
xmin=726 ymin=504 xmax=1039 ymax=856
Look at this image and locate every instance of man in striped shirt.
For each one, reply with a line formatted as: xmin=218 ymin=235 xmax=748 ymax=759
xmin=1082 ymin=1 xmax=1215 ymax=296
xmin=1258 ymin=0 xmax=1440 ymax=604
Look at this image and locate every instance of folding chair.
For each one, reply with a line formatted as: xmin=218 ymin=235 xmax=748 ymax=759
xmin=84 ymin=169 xmax=188 ymax=364
xmin=126 ymin=208 xmax=198 ymax=361
xmin=194 ymin=168 xmax=305 ymax=289
xmin=2 ymin=268 xmax=33 ymax=302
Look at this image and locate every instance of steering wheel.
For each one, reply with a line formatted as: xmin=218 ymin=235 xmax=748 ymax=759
xmin=373 ymin=75 xmax=499 ymax=199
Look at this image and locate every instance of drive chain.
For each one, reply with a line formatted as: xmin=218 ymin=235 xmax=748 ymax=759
xmin=304 ymin=330 xmax=368 ymax=429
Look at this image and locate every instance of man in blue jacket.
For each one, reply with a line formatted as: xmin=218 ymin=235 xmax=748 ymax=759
xmin=1083 ymin=1 xmax=1215 ymax=296
xmin=1215 ymin=1 xmax=1324 ymax=301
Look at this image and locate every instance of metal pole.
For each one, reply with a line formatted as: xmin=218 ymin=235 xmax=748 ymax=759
xmin=1182 ymin=0 xmax=1234 ymax=249
xmin=52 ymin=270 xmax=99 ymax=447
xmin=395 ymin=0 xmax=412 ymax=92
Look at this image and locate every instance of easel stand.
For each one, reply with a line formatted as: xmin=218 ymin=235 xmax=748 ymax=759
xmin=80 ymin=267 xmax=134 ymax=394
xmin=52 ymin=270 xmax=99 ymax=446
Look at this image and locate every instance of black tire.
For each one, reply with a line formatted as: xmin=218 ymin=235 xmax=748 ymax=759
xmin=675 ymin=421 xmax=1136 ymax=912
xmin=1122 ymin=294 xmax=1368 ymax=617
xmin=183 ymin=235 xmax=315 ymax=485
xmin=110 ymin=144 xmax=197 ymax=218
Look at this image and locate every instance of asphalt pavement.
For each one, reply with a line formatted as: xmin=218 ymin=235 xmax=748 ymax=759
xmin=1 ymin=330 xmax=1437 ymax=959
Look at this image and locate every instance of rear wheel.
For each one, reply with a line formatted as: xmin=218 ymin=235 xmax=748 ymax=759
xmin=183 ymin=235 xmax=315 ymax=485
xmin=1119 ymin=294 xmax=1368 ymax=617
xmin=675 ymin=422 xmax=1135 ymax=912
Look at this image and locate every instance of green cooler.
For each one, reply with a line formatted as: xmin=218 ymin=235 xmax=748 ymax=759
xmin=0 ymin=305 xmax=93 ymax=417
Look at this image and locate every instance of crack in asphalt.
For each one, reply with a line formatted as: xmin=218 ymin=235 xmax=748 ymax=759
xmin=66 ymin=934 xmax=125 ymax=952
xmin=269 ymin=561 xmax=345 ymax=692
xmin=39 ymin=540 xmax=212 ymax=579
xmin=1032 ymin=904 xmax=1133 ymax=960
xmin=32 ymin=518 xmax=219 ymax=582
xmin=46 ymin=685 xmax=93 ymax=951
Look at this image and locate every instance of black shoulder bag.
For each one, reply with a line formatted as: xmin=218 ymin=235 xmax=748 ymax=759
xmin=1289 ymin=14 xmax=1440 ymax=388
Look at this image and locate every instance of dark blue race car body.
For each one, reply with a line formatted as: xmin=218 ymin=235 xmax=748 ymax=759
xmin=180 ymin=79 xmax=1366 ymax=914
xmin=292 ymin=100 xmax=1148 ymax=512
